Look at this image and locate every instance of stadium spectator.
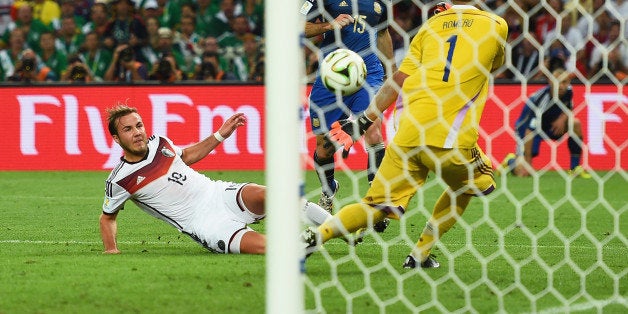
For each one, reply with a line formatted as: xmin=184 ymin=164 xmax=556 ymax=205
xmin=99 ymin=106 xmax=332 ymax=254
xmin=544 ymin=10 xmax=586 ymax=75
xmin=73 ymin=0 xmax=93 ymax=22
xmin=56 ymin=16 xmax=85 ymax=56
xmin=81 ymin=2 xmax=110 ymax=39
xmin=605 ymin=44 xmax=628 ymax=82
xmin=241 ymin=33 xmax=263 ymax=81
xmin=500 ymin=35 xmax=544 ymax=82
xmin=148 ymin=52 xmax=186 ymax=82
xmin=248 ymin=51 xmax=264 ymax=82
xmin=0 ymin=0 xmax=13 ymax=35
xmin=210 ymin=0 xmax=240 ymax=37
xmin=139 ymin=0 xmax=163 ymax=21
xmin=38 ymin=30 xmax=66 ymax=79
xmin=140 ymin=16 xmax=162 ymax=71
xmin=27 ymin=0 xmax=61 ymax=28
xmin=60 ymin=53 xmax=93 ymax=82
xmin=192 ymin=35 xmax=234 ymax=78
xmin=613 ymin=0 xmax=628 ymax=38
xmin=544 ymin=10 xmax=585 ymax=53
xmin=217 ymin=14 xmax=253 ymax=49
xmin=589 ymin=20 xmax=627 ymax=81
xmin=533 ymin=0 xmax=562 ymax=43
xmin=175 ymin=15 xmax=203 ymax=77
xmin=1 ymin=4 xmax=52 ymax=52
xmin=217 ymin=15 xmax=261 ymax=81
xmin=159 ymin=0 xmax=186 ymax=29
xmin=243 ymin=0 xmax=264 ymax=36
xmin=499 ymin=67 xmax=591 ymax=178
xmin=194 ymin=0 xmax=221 ymax=37
xmin=180 ymin=1 xmax=197 ymax=20
xmin=103 ymin=44 xmax=148 ymax=82
xmin=193 ymin=51 xmax=236 ymax=81
xmin=302 ymin=0 xmax=393 ymax=222
xmin=79 ymin=31 xmax=112 ymax=81
xmin=52 ymin=0 xmax=86 ymax=32
xmin=0 ymin=27 xmax=27 ymax=81
xmin=303 ymin=0 xmax=507 ymax=269
xmin=7 ymin=48 xmax=56 ymax=82
xmin=575 ymin=0 xmax=606 ymax=39
xmin=102 ymin=0 xmax=148 ymax=57
xmin=501 ymin=1 xmax=524 ymax=42
xmin=147 ymin=27 xmax=188 ymax=74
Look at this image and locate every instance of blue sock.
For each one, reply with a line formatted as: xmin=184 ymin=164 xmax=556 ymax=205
xmin=327 ymin=178 xmax=337 ymax=194
xmin=570 ymin=156 xmax=580 ymax=170
xmin=507 ymin=158 xmax=516 ymax=171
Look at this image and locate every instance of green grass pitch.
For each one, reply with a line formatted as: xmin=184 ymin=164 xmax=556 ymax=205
xmin=0 ymin=170 xmax=625 ymax=313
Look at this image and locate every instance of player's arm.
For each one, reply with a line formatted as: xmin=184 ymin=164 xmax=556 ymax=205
xmin=365 ymin=70 xmax=408 ymax=120
xmin=376 ymin=28 xmax=397 ymax=75
xmin=181 ymin=112 xmax=247 ymax=165
xmin=551 ymin=112 xmax=568 ymax=135
xmin=304 ymin=14 xmax=354 ymax=38
xmin=100 ymin=212 xmax=120 ymax=254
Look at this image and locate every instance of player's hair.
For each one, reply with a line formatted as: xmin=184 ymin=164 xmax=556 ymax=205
xmin=106 ymin=104 xmax=138 ymax=136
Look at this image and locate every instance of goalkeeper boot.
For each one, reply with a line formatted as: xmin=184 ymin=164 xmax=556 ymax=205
xmin=568 ymin=166 xmax=592 ymax=179
xmin=301 ymin=227 xmax=320 ymax=258
xmin=342 ymin=228 xmax=366 ymax=246
xmin=318 ymin=179 xmax=339 ymax=214
xmin=402 ymin=254 xmax=440 ymax=269
xmin=373 ymin=218 xmax=390 ymax=233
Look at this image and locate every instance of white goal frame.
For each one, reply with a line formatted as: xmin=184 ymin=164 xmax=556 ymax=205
xmin=264 ymin=0 xmax=305 ymax=313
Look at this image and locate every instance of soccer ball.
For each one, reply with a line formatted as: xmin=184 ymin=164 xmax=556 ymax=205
xmin=319 ymin=48 xmax=367 ymax=96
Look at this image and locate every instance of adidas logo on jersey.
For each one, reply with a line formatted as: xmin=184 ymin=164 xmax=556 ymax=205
xmin=339 ymin=1 xmax=348 ymax=7
xmin=161 ymin=147 xmax=175 ymax=157
xmin=136 ymin=176 xmax=145 ymax=185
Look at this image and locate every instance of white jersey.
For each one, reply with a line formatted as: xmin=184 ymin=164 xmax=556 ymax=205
xmin=102 ymin=135 xmax=261 ymax=253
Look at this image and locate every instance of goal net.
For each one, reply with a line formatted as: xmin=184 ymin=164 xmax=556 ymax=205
xmin=298 ymin=0 xmax=627 ymax=312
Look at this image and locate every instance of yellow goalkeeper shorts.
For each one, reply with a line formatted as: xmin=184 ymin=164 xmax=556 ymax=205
xmin=362 ymin=143 xmax=495 ymax=219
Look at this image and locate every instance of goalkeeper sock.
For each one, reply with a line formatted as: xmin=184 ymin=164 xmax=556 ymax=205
xmin=313 ymin=152 xmax=336 ymax=196
xmin=414 ymin=190 xmax=471 ymax=262
xmin=318 ymin=203 xmax=386 ymax=243
xmin=414 ymin=222 xmax=436 ymax=262
xmin=366 ymin=143 xmax=385 ymax=184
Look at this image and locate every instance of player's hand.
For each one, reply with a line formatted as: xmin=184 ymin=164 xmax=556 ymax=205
xmin=330 ymin=14 xmax=354 ymax=30
xmin=328 ymin=113 xmax=374 ymax=158
xmin=217 ymin=113 xmax=247 ymax=140
xmin=328 ymin=119 xmax=355 ymax=158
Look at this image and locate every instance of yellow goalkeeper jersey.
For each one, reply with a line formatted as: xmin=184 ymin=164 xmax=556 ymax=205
xmin=396 ymin=5 xmax=508 ymax=149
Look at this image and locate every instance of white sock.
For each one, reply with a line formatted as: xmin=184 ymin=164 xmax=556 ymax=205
xmin=302 ymin=201 xmax=332 ymax=226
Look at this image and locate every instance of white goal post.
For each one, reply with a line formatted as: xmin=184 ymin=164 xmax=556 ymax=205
xmin=264 ymin=0 xmax=305 ymax=313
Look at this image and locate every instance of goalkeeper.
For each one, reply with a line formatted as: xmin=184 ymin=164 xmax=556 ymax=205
xmin=303 ymin=0 xmax=508 ymax=268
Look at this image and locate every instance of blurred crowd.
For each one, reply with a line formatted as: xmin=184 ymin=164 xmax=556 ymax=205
xmin=0 ymin=0 xmax=265 ymax=83
xmin=0 ymin=0 xmax=625 ymax=84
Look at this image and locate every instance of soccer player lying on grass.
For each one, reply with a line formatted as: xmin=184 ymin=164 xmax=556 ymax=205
xmin=100 ymin=105 xmax=332 ymax=254
xmin=302 ymin=0 xmax=508 ymax=268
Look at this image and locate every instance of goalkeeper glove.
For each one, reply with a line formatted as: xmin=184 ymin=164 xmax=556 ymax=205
xmin=328 ymin=113 xmax=374 ymax=158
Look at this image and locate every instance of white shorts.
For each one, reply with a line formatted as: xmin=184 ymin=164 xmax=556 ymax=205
xmin=186 ymin=182 xmax=265 ymax=254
